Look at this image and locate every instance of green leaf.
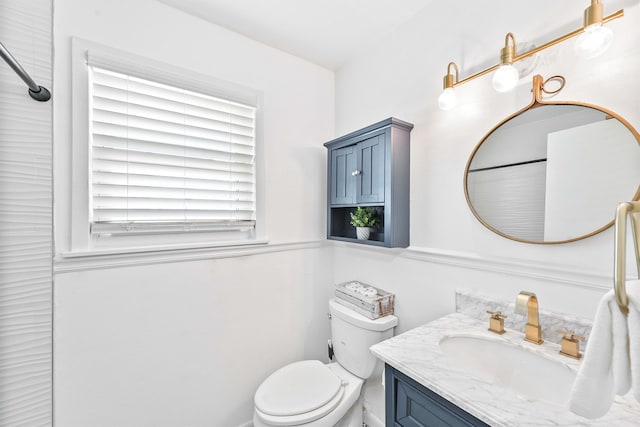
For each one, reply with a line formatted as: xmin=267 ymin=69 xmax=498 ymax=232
xmin=349 ymin=206 xmax=378 ymax=227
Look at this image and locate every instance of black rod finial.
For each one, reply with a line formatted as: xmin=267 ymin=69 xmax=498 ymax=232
xmin=28 ymin=85 xmax=50 ymax=102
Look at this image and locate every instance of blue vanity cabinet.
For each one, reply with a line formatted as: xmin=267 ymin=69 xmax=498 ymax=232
xmin=324 ymin=117 xmax=412 ymax=248
xmin=386 ymin=365 xmax=490 ymax=427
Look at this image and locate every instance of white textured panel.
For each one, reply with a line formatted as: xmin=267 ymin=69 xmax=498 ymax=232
xmin=0 ymin=0 xmax=52 ymax=426
xmin=467 ymin=162 xmax=547 ymax=242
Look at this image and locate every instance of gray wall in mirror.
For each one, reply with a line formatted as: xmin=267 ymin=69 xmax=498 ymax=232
xmin=466 ymin=104 xmax=640 ymax=244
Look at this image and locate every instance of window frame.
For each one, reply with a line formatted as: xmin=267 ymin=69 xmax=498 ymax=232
xmin=70 ymin=38 xmax=265 ymax=254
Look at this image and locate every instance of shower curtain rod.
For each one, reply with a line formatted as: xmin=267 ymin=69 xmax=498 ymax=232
xmin=0 ymin=41 xmax=50 ymax=102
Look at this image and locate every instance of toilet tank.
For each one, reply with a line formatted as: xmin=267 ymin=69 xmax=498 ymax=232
xmin=329 ymin=298 xmax=398 ymax=379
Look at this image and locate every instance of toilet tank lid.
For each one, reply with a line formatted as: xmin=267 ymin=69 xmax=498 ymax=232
xmin=329 ymin=298 xmax=398 ymax=331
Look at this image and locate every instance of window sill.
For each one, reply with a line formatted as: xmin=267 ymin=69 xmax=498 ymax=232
xmin=53 ymin=239 xmax=327 ymax=273
xmin=61 ymin=239 xmax=269 ymax=259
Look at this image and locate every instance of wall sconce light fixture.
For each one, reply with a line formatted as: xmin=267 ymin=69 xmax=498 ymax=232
xmin=439 ymin=0 xmax=623 ymax=110
xmin=493 ymin=33 xmax=519 ymax=93
xmin=438 ymin=62 xmax=458 ymax=110
xmin=576 ymin=0 xmax=614 ymax=58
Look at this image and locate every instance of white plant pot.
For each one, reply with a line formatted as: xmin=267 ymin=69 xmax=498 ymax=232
xmin=356 ymin=227 xmax=371 ymax=240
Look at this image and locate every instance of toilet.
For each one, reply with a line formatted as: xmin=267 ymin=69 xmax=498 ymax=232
xmin=253 ymin=298 xmax=398 ymax=427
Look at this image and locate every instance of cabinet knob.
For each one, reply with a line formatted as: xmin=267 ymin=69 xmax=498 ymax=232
xmin=351 ymin=170 xmax=361 ymax=176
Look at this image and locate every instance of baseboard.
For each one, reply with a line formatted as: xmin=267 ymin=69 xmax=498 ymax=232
xmin=363 ymin=410 xmax=384 ymax=427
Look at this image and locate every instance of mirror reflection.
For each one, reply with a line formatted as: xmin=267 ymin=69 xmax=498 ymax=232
xmin=465 ymin=104 xmax=640 ymax=243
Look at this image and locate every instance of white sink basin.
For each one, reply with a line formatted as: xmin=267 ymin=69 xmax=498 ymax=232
xmin=439 ymin=334 xmax=576 ymax=405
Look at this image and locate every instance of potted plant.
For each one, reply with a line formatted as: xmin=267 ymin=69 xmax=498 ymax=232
xmin=349 ymin=206 xmax=377 ymax=240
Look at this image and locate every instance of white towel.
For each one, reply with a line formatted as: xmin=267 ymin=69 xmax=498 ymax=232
xmin=568 ymin=289 xmax=630 ymax=419
xmin=626 ymin=279 xmax=640 ymax=402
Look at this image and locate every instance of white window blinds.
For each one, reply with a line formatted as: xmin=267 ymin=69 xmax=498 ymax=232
xmin=89 ymin=66 xmax=256 ymax=235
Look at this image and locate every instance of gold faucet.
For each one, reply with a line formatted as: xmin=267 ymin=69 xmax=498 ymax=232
xmin=515 ymin=291 xmax=543 ymax=344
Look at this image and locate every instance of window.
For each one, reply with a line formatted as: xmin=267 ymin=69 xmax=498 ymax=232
xmin=89 ymin=67 xmax=256 ymax=237
xmin=68 ymin=38 xmax=262 ymax=254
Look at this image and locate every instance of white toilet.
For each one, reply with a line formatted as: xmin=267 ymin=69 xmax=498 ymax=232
xmin=253 ymin=298 xmax=398 ymax=427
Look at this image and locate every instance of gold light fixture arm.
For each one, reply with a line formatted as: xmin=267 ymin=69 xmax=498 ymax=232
xmin=513 ymin=9 xmax=623 ymax=63
xmin=455 ymin=65 xmax=499 ymax=87
xmin=443 ymin=61 xmax=459 ymax=89
xmin=449 ymin=9 xmax=623 ymax=89
xmin=500 ymin=33 xmax=517 ymax=65
xmin=585 ymin=0 xmax=605 ymax=27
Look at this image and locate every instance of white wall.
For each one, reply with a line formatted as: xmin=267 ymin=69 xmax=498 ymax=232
xmin=334 ymin=0 xmax=640 ymax=333
xmin=545 ymin=119 xmax=640 ymax=240
xmin=54 ymin=247 xmax=333 ymax=427
xmin=52 ymin=0 xmax=334 ymax=426
xmin=0 ymin=0 xmax=52 ymax=425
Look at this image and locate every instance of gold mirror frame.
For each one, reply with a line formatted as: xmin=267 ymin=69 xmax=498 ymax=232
xmin=464 ymin=74 xmax=640 ymax=244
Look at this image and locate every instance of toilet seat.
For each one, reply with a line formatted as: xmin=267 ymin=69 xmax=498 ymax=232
xmin=255 ymin=386 xmax=344 ymax=426
xmin=255 ymin=360 xmax=345 ymax=424
xmin=254 ymin=362 xmax=366 ymax=426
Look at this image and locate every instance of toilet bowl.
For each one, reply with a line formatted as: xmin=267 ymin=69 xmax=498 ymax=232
xmin=253 ymin=298 xmax=398 ymax=426
xmin=254 ymin=361 xmax=363 ymax=427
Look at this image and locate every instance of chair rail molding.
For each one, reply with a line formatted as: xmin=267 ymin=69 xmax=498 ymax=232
xmin=333 ymin=241 xmax=612 ymax=290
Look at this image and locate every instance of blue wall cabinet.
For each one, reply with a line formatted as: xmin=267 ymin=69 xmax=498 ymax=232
xmin=324 ymin=118 xmax=413 ymax=247
xmin=385 ymin=365 xmax=490 ymax=427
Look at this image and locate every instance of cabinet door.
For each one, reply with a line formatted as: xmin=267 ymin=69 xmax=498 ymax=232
xmin=356 ymin=134 xmax=385 ymax=204
xmin=330 ymin=145 xmax=357 ymax=205
xmin=387 ymin=366 xmax=490 ymax=427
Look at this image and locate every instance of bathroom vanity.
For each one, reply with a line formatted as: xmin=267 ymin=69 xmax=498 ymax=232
xmin=371 ymin=309 xmax=640 ymax=426
xmin=385 ymin=364 xmax=489 ymax=426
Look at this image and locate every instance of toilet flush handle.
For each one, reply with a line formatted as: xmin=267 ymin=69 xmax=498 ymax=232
xmin=328 ymin=339 xmax=334 ymax=360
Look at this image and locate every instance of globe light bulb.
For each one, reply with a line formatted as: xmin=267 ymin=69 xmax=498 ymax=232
xmin=438 ymin=88 xmax=457 ymax=111
xmin=575 ymin=24 xmax=613 ymax=58
xmin=492 ymin=64 xmax=519 ymax=92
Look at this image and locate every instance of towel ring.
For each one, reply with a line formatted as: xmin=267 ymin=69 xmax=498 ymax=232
xmin=613 ymin=201 xmax=640 ymax=315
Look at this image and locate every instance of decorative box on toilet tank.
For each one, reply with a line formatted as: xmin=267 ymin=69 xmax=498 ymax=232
xmin=334 ymin=281 xmax=395 ymax=320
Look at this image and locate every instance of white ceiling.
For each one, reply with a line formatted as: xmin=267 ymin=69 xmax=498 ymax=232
xmin=157 ymin=0 xmax=432 ymax=70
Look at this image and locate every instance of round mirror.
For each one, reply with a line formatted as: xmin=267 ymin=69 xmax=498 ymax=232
xmin=464 ymin=76 xmax=640 ymax=244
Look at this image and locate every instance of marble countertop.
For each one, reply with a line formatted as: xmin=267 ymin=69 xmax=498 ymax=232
xmin=370 ymin=312 xmax=640 ymax=426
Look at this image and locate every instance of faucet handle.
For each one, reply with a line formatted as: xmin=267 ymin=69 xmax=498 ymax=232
xmin=556 ymin=330 xmax=585 ymax=341
xmin=486 ymin=310 xmax=507 ymax=334
xmin=556 ymin=330 xmax=585 ymax=359
xmin=486 ymin=310 xmax=507 ymax=318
